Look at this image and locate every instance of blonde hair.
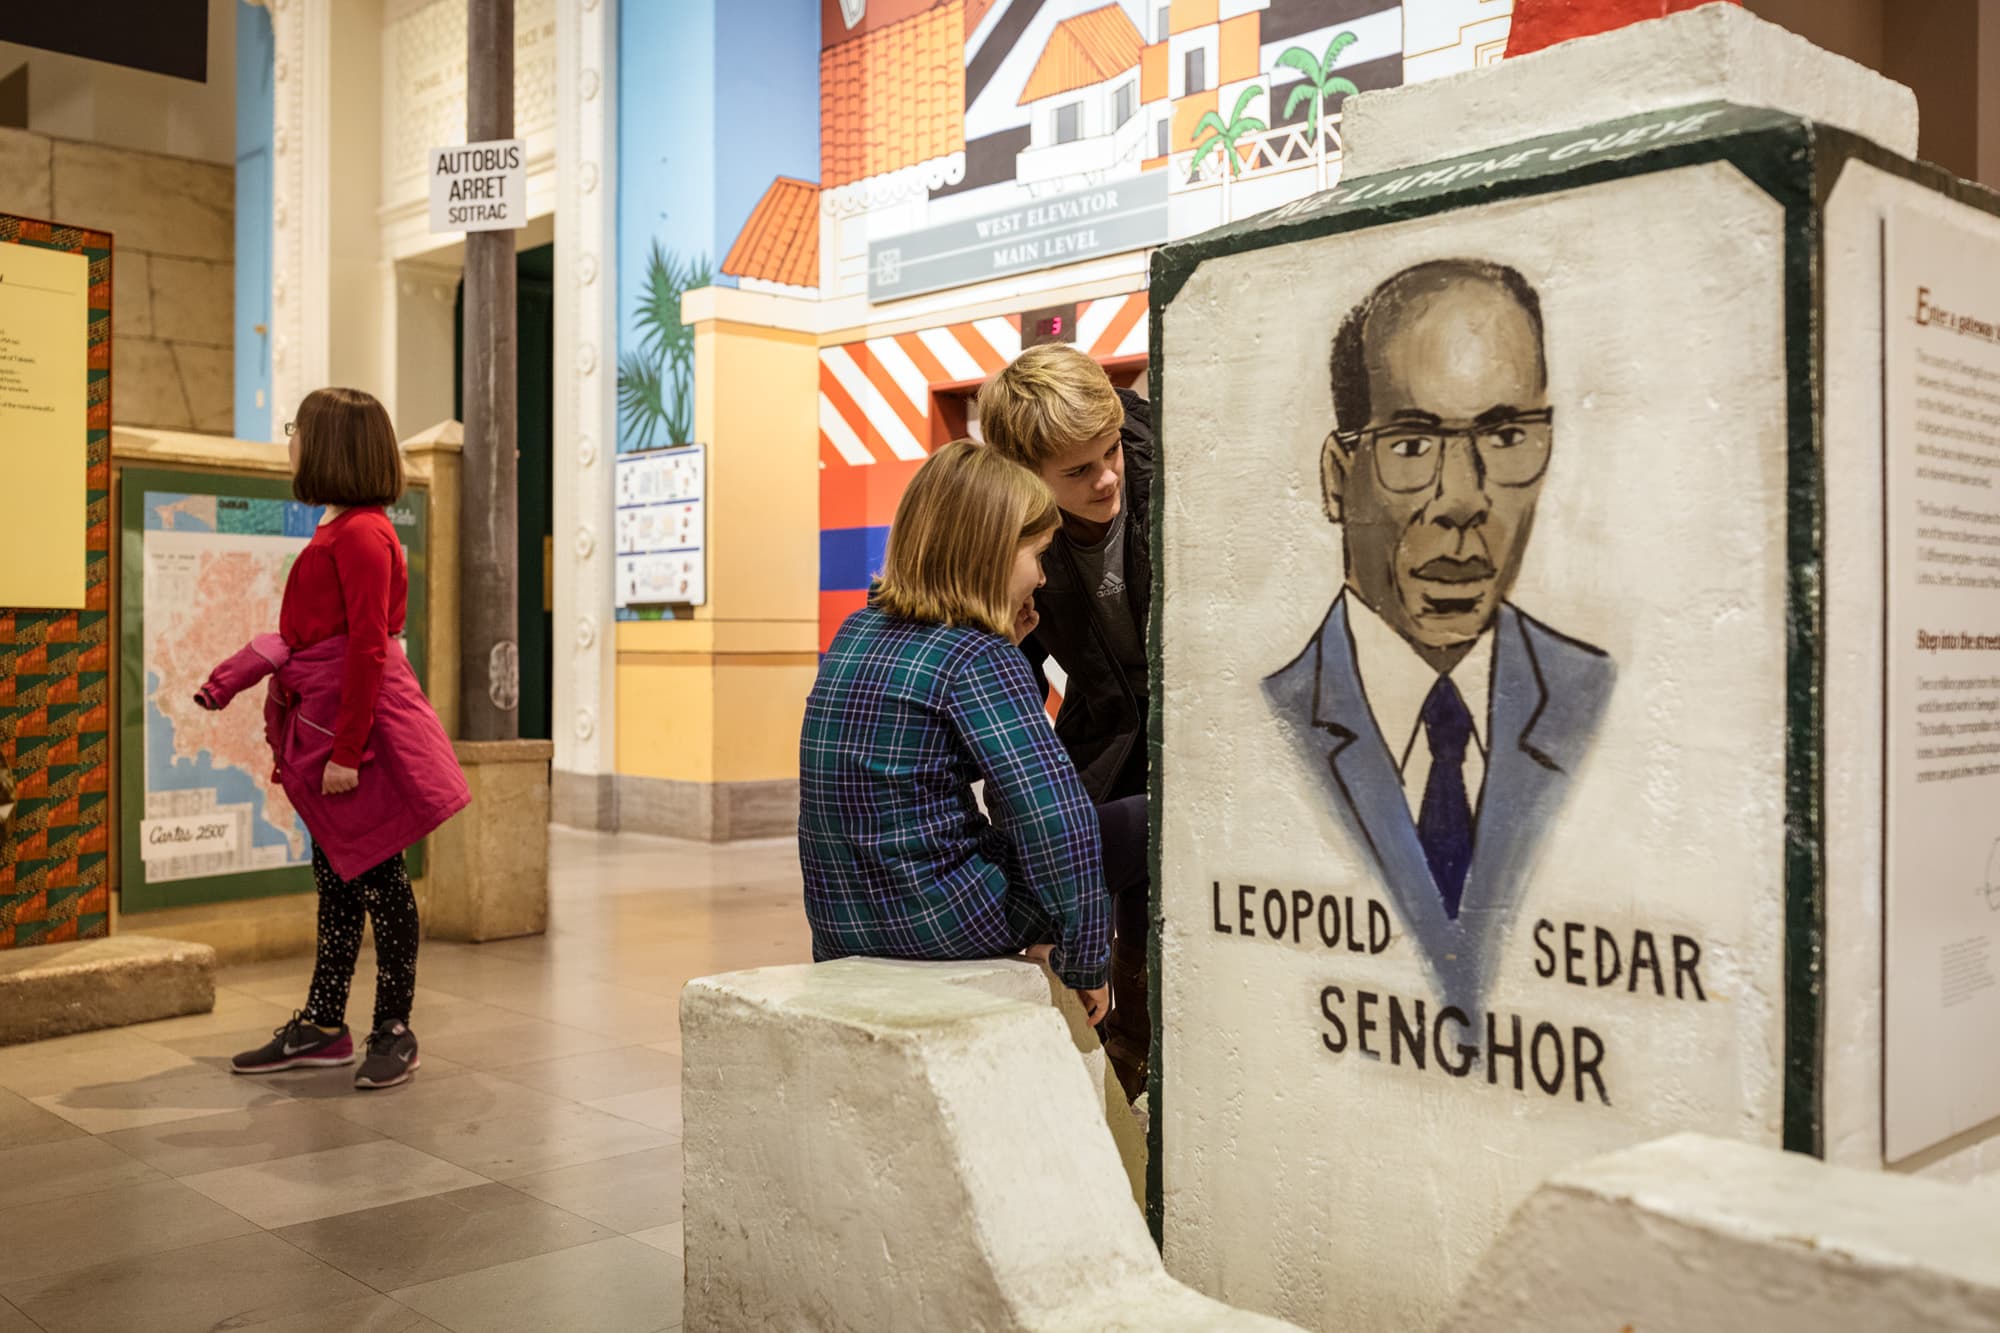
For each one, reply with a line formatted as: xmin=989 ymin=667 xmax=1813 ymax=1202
xmin=975 ymin=343 xmax=1124 ymax=470
xmin=875 ymin=440 xmax=1058 ymax=638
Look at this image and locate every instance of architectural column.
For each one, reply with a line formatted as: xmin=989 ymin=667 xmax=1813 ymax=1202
xmin=266 ymin=0 xmax=388 ymax=422
xmin=461 ymin=0 xmax=521 ymax=742
xmin=552 ymin=0 xmax=619 ymax=825
xmin=266 ymin=0 xmax=331 ymax=427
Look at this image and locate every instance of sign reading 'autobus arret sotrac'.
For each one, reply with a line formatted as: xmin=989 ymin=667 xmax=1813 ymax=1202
xmin=429 ymin=139 xmax=527 ymax=234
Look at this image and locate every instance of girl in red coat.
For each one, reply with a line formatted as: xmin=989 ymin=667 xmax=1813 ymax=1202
xmin=227 ymin=387 xmax=462 ymax=1089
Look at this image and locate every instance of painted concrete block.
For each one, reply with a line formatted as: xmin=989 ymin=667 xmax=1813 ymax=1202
xmin=681 ymin=957 xmax=1296 ymax=1332
xmin=1151 ymin=61 xmax=2000 ymax=1333
xmin=1343 ymin=4 xmax=1917 ymax=178
xmin=1443 ymin=1133 xmax=2000 ymax=1331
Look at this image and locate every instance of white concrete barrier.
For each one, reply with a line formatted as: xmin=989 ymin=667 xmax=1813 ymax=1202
xmin=1443 ymin=1133 xmax=2000 ymax=1332
xmin=681 ymin=957 xmax=1300 ymax=1333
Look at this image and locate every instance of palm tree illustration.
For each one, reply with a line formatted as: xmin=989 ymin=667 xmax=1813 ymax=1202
xmin=1280 ymin=32 xmax=1361 ymax=131
xmin=1190 ymin=85 xmax=1266 ymax=182
xmin=1278 ymin=30 xmax=1360 ymax=186
xmin=617 ymin=241 xmax=712 ymax=448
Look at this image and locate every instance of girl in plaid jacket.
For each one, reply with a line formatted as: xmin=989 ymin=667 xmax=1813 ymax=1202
xmin=799 ymin=441 xmax=1114 ymax=1023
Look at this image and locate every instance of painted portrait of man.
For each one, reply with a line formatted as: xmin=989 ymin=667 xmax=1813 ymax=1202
xmin=1265 ymin=258 xmax=1615 ymax=1006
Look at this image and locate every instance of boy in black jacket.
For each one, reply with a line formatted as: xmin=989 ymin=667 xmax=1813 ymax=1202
xmin=977 ymin=344 xmax=1153 ymax=1099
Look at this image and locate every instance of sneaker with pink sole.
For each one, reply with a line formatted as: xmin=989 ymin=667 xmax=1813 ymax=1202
xmin=232 ymin=1013 xmax=354 ymax=1074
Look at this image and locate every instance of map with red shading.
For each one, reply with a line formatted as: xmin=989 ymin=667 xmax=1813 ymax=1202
xmin=139 ymin=492 xmax=317 ymax=884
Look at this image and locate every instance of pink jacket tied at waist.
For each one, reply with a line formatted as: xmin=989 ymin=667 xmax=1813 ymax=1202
xmin=196 ymin=633 xmax=470 ymax=880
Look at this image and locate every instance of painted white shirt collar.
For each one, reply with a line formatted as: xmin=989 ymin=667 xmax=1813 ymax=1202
xmin=1345 ymin=593 xmax=1493 ymax=820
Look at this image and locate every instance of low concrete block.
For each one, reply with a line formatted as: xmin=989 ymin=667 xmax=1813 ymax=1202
xmin=426 ymin=739 xmax=552 ymax=942
xmin=1444 ymin=1133 xmax=2000 ymax=1332
xmin=0 ymin=935 xmax=216 ymax=1046
xmin=682 ymin=957 xmax=1298 ymax=1333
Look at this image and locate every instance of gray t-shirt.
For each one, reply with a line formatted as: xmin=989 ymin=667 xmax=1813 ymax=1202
xmin=1067 ymin=508 xmax=1147 ymax=697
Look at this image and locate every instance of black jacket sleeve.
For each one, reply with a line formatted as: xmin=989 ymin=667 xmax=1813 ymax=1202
xmin=1116 ymin=386 xmax=1153 ymax=455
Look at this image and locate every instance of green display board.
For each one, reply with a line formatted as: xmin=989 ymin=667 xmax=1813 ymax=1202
xmin=118 ymin=470 xmax=429 ymax=912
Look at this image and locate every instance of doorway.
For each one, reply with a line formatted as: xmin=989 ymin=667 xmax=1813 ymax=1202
xmin=453 ymin=243 xmax=555 ymax=741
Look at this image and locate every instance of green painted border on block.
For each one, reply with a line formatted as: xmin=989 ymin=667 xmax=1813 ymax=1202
xmin=1143 ymin=102 xmax=1879 ymax=1240
xmin=118 ymin=470 xmax=431 ymax=913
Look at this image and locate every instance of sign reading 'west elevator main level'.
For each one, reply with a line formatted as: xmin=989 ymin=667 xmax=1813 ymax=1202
xmin=869 ymin=174 xmax=1168 ymax=303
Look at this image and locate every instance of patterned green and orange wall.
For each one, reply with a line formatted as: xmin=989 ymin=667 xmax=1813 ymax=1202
xmin=0 ymin=215 xmax=112 ymax=948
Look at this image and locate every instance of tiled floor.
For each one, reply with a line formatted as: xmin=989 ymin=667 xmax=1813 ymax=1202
xmin=0 ymin=828 xmax=810 ymax=1333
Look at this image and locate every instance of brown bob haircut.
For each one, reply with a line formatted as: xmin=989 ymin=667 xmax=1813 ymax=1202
xmin=874 ymin=440 xmax=1058 ymax=639
xmin=292 ymin=386 xmax=405 ymax=507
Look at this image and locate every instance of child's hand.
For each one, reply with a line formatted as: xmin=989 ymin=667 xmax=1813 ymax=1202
xmin=1009 ymin=597 xmax=1040 ymax=645
xmin=321 ymin=762 xmax=360 ymax=796
xmin=1075 ymin=986 xmax=1111 ymax=1027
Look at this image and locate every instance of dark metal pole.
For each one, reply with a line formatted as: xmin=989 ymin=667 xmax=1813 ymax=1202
xmin=460 ymin=0 xmax=519 ymax=741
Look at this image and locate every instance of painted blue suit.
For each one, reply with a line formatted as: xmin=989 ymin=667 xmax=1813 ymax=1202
xmin=1265 ymin=594 xmax=1615 ymax=1010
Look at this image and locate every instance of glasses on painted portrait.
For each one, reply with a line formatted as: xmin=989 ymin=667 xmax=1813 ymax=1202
xmin=1337 ymin=407 xmax=1554 ymax=493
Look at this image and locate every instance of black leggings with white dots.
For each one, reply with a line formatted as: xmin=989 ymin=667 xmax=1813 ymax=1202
xmin=301 ymin=845 xmax=419 ymax=1034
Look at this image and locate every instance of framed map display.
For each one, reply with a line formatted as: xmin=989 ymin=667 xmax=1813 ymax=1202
xmin=118 ymin=470 xmax=429 ymax=912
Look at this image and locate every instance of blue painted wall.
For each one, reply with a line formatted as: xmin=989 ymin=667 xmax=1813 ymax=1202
xmin=616 ymin=0 xmax=821 ymax=465
xmin=714 ymin=0 xmax=822 ymax=285
xmin=616 ymin=0 xmax=716 ymax=506
xmin=233 ymin=0 xmax=274 ymax=442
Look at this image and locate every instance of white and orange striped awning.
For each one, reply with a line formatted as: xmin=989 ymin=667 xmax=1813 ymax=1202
xmin=818 ymin=291 xmax=1149 ymax=469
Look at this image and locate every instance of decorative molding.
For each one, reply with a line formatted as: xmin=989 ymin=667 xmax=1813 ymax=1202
xmin=269 ymin=0 xmax=332 ymax=432
xmin=821 ymin=153 xmax=968 ymax=219
xmin=739 ymin=277 xmax=820 ymax=300
xmin=554 ymin=0 xmax=619 ymax=777
xmin=383 ymin=0 xmax=559 ymax=212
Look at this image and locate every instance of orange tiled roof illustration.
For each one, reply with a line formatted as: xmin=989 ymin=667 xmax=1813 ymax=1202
xmin=821 ymin=2 xmax=967 ymax=190
xmin=1018 ymin=4 xmax=1144 ymax=105
xmin=723 ymin=177 xmax=822 ymax=288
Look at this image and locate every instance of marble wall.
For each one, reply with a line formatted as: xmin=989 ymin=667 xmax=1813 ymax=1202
xmin=1 ymin=126 xmax=234 ymax=433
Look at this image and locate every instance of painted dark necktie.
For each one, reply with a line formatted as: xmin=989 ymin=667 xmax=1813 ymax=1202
xmin=1417 ymin=675 xmax=1475 ymax=919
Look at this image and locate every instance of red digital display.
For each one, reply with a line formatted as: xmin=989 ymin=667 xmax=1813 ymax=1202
xmin=1022 ymin=303 xmax=1079 ymax=348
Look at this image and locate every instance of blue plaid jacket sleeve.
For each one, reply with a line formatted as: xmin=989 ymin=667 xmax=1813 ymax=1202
xmin=943 ymin=639 xmax=1109 ymax=989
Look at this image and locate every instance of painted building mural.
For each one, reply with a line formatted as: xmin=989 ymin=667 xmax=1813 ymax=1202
xmin=614 ymin=0 xmax=821 ymax=620
xmin=701 ymin=0 xmax=1531 ymax=655
xmin=812 ymin=294 xmax=1153 ymax=646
